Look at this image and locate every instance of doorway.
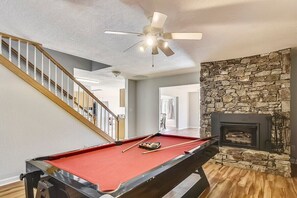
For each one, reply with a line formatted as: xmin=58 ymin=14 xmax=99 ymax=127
xmin=159 ymin=84 xmax=200 ymax=137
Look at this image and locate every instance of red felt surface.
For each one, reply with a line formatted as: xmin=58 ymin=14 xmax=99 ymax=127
xmin=46 ymin=135 xmax=206 ymax=192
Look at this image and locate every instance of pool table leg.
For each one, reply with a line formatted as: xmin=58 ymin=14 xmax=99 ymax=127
xmin=20 ymin=170 xmax=43 ymax=198
xmin=35 ymin=180 xmax=57 ymax=198
xmin=181 ymin=167 xmax=209 ymax=198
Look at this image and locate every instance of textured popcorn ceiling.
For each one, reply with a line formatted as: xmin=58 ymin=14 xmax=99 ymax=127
xmin=0 ymin=0 xmax=297 ymax=78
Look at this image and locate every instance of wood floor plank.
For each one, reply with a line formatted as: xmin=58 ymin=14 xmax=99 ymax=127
xmin=1 ymin=163 xmax=297 ymax=198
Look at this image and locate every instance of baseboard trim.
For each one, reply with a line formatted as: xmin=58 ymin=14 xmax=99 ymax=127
xmin=0 ymin=176 xmax=19 ymax=186
xmin=177 ymin=127 xmax=187 ymax=130
xmin=177 ymin=127 xmax=199 ymax=130
xmin=188 ymin=126 xmax=199 ymax=129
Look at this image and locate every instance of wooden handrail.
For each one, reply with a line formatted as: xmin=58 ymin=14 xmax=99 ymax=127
xmin=0 ymin=32 xmax=42 ymax=46
xmin=0 ymin=55 xmax=114 ymax=142
xmin=1 ymin=40 xmax=74 ymax=100
xmin=35 ymin=45 xmax=118 ymax=120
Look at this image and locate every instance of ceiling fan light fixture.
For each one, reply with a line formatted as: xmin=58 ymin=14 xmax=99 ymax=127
xmin=146 ymin=36 xmax=155 ymax=46
xmin=163 ymin=41 xmax=168 ymax=48
xmin=105 ymin=11 xmax=202 ymax=58
xmin=139 ymin=45 xmax=146 ymax=52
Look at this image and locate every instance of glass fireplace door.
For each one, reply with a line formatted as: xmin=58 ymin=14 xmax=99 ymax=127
xmin=220 ymin=123 xmax=259 ymax=149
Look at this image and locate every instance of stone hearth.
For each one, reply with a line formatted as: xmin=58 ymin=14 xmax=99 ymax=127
xmin=200 ymin=49 xmax=291 ymax=177
xmin=209 ymin=147 xmax=291 ymax=177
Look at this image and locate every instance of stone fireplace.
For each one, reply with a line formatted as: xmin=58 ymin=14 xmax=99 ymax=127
xmin=200 ymin=49 xmax=291 ymax=177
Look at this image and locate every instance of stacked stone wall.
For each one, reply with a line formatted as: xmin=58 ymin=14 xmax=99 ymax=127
xmin=200 ymin=49 xmax=291 ymax=176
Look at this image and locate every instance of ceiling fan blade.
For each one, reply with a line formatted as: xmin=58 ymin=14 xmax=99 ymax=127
xmin=163 ymin=33 xmax=203 ymax=40
xmin=123 ymin=40 xmax=143 ymax=52
xmin=158 ymin=40 xmax=174 ymax=56
xmin=104 ymin=30 xmax=143 ymax=36
xmin=152 ymin=46 xmax=159 ymax=55
xmin=151 ymin=12 xmax=167 ymax=29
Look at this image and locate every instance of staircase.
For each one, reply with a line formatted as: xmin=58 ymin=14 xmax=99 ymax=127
xmin=0 ymin=32 xmax=118 ymax=142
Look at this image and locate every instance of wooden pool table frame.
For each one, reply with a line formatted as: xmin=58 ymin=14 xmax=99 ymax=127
xmin=20 ymin=134 xmax=218 ymax=198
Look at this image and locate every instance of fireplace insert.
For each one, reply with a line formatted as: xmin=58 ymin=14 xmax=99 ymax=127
xmin=211 ymin=112 xmax=272 ymax=151
xmin=220 ymin=123 xmax=259 ymax=149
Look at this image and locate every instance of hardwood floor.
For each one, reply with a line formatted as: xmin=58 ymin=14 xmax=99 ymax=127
xmin=200 ymin=163 xmax=297 ymax=198
xmin=0 ymin=181 xmax=25 ymax=198
xmin=162 ymin=128 xmax=200 ymax=137
xmin=1 ymin=162 xmax=296 ymax=198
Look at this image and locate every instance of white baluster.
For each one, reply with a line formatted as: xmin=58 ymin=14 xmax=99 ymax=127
xmin=61 ymin=72 xmax=64 ymax=101
xmin=55 ymin=66 xmax=57 ymax=96
xmin=26 ymin=42 xmax=29 ymax=74
xmin=72 ymin=82 xmax=76 ymax=109
xmin=17 ymin=40 xmax=21 ymax=68
xmin=67 ymin=76 xmax=70 ymax=105
xmin=87 ymin=94 xmax=90 ymax=121
xmin=91 ymin=98 xmax=97 ymax=125
xmin=97 ymin=105 xmax=100 ymax=128
xmin=48 ymin=60 xmax=51 ymax=90
xmin=113 ymin=118 xmax=115 ymax=139
xmin=112 ymin=117 xmax=115 ymax=138
xmin=8 ymin=37 xmax=11 ymax=61
xmin=0 ymin=35 xmax=2 ymax=54
xmin=72 ymin=82 xmax=75 ymax=108
xmin=102 ymin=109 xmax=105 ymax=132
xmin=100 ymin=105 xmax=103 ymax=129
xmin=104 ymin=109 xmax=107 ymax=133
xmin=41 ymin=54 xmax=44 ymax=85
xmin=34 ymin=46 xmax=37 ymax=80
xmin=107 ymin=112 xmax=110 ymax=135
xmin=77 ymin=86 xmax=80 ymax=112
xmin=82 ymin=90 xmax=85 ymax=117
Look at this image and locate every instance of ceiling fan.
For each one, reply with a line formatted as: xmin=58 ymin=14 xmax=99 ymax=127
xmin=104 ymin=12 xmax=202 ymax=57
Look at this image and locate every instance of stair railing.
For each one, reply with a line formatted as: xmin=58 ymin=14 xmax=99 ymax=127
xmin=0 ymin=32 xmax=119 ymax=140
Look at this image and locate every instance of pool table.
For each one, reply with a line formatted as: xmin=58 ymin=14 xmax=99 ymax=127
xmin=21 ymin=133 xmax=218 ymax=198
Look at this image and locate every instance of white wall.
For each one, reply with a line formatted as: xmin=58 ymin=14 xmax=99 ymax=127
xmin=93 ymin=88 xmax=124 ymax=115
xmin=178 ymin=93 xmax=189 ymax=129
xmin=125 ymin=79 xmax=137 ymax=138
xmin=133 ymin=72 xmax=199 ymax=136
xmin=0 ymin=65 xmax=106 ymax=184
xmin=189 ymin=92 xmax=199 ymax=128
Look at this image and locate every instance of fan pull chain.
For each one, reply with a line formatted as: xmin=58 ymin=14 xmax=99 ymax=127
xmin=152 ymin=54 xmax=155 ymax=67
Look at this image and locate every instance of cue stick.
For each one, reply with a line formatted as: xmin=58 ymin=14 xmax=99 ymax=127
xmin=142 ymin=135 xmax=218 ymax=154
xmin=122 ymin=132 xmax=158 ymax=153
